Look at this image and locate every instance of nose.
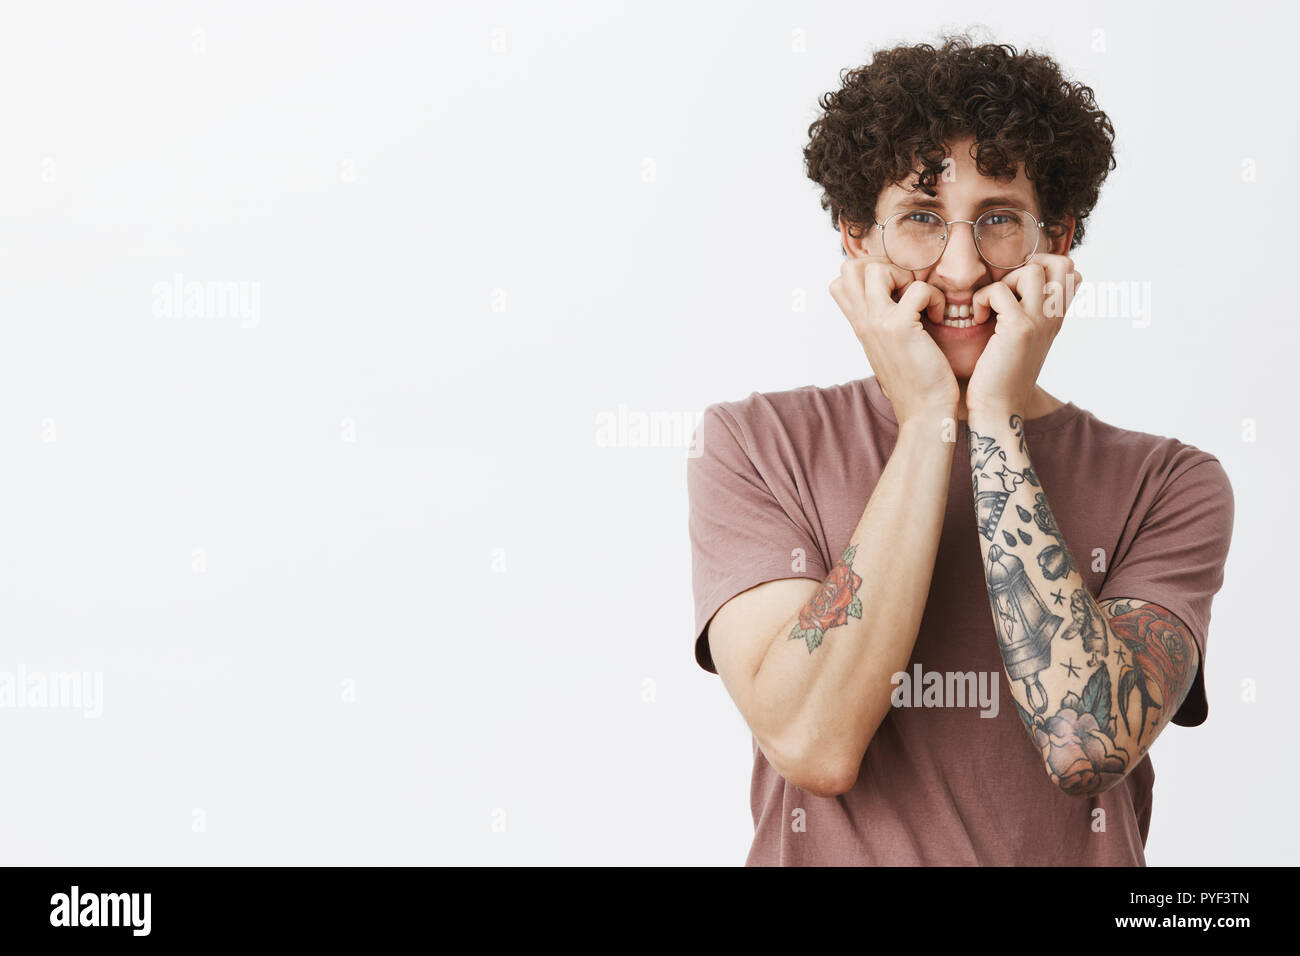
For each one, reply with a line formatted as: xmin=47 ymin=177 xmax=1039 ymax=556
xmin=929 ymin=220 xmax=988 ymax=289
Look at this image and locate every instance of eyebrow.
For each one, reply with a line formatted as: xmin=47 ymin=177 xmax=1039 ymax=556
xmin=893 ymin=194 xmax=1029 ymax=213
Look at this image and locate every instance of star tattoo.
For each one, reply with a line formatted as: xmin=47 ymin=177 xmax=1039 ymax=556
xmin=1051 ymin=589 xmax=1064 ymax=606
xmin=1060 ymin=658 xmax=1081 ymax=679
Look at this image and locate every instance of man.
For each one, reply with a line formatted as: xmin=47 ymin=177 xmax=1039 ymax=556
xmin=686 ymin=36 xmax=1233 ymax=865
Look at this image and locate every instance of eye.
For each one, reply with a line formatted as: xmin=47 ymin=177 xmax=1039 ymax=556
xmin=901 ymin=210 xmax=943 ymax=226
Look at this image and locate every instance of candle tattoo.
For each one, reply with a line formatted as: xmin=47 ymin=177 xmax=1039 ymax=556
xmin=985 ymin=543 xmax=1060 ymax=713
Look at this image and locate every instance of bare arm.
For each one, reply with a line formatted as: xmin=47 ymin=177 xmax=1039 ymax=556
xmin=708 ymin=254 xmax=958 ymax=798
xmin=710 ymin=406 xmax=956 ymax=797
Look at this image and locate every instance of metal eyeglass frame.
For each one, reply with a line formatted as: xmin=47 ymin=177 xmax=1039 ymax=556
xmin=871 ymin=207 xmax=1047 ymax=271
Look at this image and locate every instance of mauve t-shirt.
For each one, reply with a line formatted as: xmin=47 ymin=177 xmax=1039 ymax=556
xmin=687 ymin=375 xmax=1234 ymax=866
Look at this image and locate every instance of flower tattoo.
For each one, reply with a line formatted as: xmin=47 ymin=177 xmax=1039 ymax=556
xmin=1110 ymin=603 xmax=1194 ymax=747
xmin=789 ymin=544 xmax=863 ymax=653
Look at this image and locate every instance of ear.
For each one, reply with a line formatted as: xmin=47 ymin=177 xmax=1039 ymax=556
xmin=840 ymin=219 xmax=875 ymax=258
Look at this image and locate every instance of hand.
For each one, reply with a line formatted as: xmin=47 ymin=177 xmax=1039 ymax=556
xmin=830 ymin=255 xmax=958 ymax=426
xmin=965 ymin=253 xmax=1083 ymax=417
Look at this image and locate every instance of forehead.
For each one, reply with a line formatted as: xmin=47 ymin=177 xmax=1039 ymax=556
xmin=878 ymin=139 xmax=1037 ymax=213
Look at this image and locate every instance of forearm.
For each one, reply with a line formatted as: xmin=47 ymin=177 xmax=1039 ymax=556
xmin=966 ymin=408 xmax=1180 ymax=796
xmin=753 ymin=409 xmax=956 ymax=788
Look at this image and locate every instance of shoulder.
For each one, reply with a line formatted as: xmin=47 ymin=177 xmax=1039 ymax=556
xmin=692 ymin=379 xmax=876 ymax=480
xmin=702 ymin=378 xmax=871 ymax=438
xmin=1068 ymin=407 xmax=1228 ymax=493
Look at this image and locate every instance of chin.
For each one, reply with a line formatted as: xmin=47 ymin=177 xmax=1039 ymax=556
xmin=939 ymin=343 xmax=983 ymax=382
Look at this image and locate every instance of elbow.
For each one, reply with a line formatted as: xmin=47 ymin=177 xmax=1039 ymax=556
xmin=1028 ymin=712 xmax=1136 ymax=798
xmin=795 ymin=761 xmax=860 ymax=798
xmin=1047 ymin=761 xmax=1132 ymax=799
xmin=748 ymin=692 xmax=883 ymax=800
xmin=783 ymin=712 xmax=885 ymax=798
xmin=764 ymin=734 xmax=865 ymax=799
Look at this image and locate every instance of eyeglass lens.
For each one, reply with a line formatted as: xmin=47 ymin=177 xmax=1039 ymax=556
xmin=882 ymin=209 xmax=1039 ymax=270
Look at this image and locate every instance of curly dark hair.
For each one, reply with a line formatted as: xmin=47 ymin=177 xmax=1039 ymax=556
xmin=804 ymin=33 xmax=1116 ymax=251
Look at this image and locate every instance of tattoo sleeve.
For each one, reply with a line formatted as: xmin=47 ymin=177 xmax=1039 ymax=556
xmin=967 ymin=412 xmax=1200 ymax=797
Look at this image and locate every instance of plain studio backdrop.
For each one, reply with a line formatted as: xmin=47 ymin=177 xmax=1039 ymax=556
xmin=0 ymin=0 xmax=1293 ymax=865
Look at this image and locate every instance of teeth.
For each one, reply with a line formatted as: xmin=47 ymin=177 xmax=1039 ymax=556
xmin=939 ymin=302 xmax=975 ymax=328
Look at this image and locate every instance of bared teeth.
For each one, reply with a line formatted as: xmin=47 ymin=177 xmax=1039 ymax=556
xmin=940 ymin=303 xmax=974 ymax=328
xmin=936 ymin=300 xmax=980 ymax=328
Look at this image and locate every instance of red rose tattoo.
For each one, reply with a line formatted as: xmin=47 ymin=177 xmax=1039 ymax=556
xmin=1109 ymin=602 xmax=1196 ymax=748
xmin=789 ymin=544 xmax=864 ymax=653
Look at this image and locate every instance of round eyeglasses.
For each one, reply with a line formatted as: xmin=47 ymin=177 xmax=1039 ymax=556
xmin=871 ymin=207 xmax=1046 ymax=271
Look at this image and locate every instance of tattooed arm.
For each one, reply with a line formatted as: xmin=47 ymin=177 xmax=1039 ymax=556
xmin=966 ymin=411 xmax=1200 ymax=797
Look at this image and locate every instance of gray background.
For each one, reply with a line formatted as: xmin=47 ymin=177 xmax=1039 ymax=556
xmin=0 ymin=1 xmax=1292 ymax=864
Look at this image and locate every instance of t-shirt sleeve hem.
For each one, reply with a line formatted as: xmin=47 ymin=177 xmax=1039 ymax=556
xmin=695 ymin=566 xmax=828 ymax=674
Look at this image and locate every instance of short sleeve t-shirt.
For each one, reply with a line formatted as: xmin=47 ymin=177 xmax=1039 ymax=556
xmin=686 ymin=375 xmax=1234 ymax=866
